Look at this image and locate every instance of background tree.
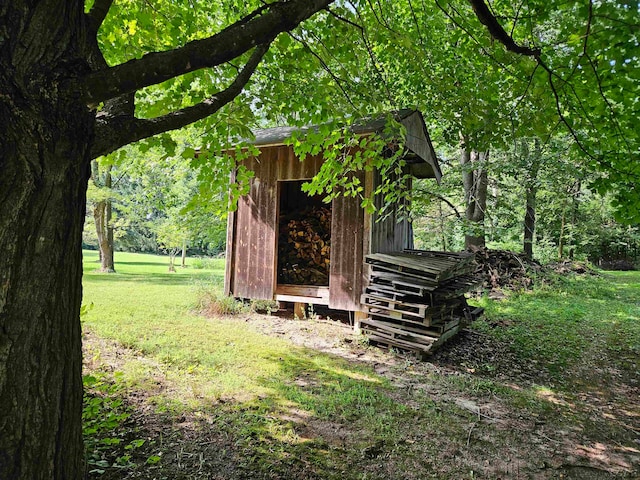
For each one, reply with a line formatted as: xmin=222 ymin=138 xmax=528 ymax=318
xmin=88 ymin=158 xmax=116 ymax=272
xmin=460 ymin=142 xmax=489 ymax=249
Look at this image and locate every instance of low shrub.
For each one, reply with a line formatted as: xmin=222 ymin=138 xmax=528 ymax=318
xmin=83 ymin=374 xmax=147 ymax=475
xmin=190 ymin=257 xmax=219 ymax=270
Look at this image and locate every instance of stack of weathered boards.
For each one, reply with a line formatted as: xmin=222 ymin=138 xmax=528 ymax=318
xmin=360 ymin=250 xmax=483 ymax=356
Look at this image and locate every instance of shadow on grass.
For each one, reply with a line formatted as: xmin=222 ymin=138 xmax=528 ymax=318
xmin=84 ymin=272 xmax=223 ymax=286
xmin=87 ymin=344 xmax=400 ymax=480
xmin=85 ymin=325 xmax=640 ymax=480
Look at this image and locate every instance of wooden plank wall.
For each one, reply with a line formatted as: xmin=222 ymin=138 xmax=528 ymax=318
xmin=329 ymin=172 xmax=365 ymax=311
xmin=370 ymin=171 xmax=413 ymax=254
xmin=230 ymin=146 xmax=323 ymax=300
xmin=230 ymin=144 xmax=370 ymax=312
xmin=231 ymin=148 xmax=278 ymax=299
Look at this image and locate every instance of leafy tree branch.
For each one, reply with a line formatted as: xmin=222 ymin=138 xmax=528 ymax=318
xmin=80 ymin=0 xmax=334 ymax=104
xmin=85 ymin=0 xmax=114 ymax=34
xmin=92 ymin=43 xmax=270 ymax=158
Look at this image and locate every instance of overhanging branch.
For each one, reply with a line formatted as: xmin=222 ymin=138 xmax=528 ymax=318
xmin=468 ymin=0 xmax=540 ymax=57
xmin=86 ymin=0 xmax=114 ymax=33
xmin=81 ymin=0 xmax=333 ymax=104
xmin=91 ymin=44 xmax=270 ymax=159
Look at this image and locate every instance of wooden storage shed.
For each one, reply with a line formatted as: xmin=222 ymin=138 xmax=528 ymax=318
xmin=224 ymin=110 xmax=442 ymax=317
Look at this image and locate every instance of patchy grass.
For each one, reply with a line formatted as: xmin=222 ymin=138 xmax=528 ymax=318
xmin=473 ymin=271 xmax=640 ymax=383
xmin=82 ymin=251 xmax=640 ymax=479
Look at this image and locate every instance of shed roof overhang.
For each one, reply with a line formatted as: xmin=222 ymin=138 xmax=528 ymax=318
xmin=246 ymin=110 xmax=442 ymax=182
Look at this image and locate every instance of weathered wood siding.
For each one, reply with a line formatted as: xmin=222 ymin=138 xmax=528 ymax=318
xmin=329 ymin=173 xmax=365 ymax=311
xmin=228 ymin=145 xmax=324 ymax=300
xmin=230 ymin=148 xmax=278 ymax=299
xmin=228 ymin=146 xmax=379 ymax=311
xmin=370 ymin=172 xmax=413 ymax=254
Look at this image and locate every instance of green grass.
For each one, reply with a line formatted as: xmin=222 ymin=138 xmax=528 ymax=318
xmin=474 ymin=271 xmax=640 ymax=382
xmin=83 ymin=251 xmax=445 ymax=478
xmin=82 ymin=250 xmax=410 ymax=467
xmin=82 ymin=251 xmax=640 ymax=479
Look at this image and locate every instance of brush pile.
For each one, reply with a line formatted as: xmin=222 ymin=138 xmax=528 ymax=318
xmin=471 ymin=248 xmax=543 ymax=291
xmin=278 ymin=207 xmax=331 ymax=285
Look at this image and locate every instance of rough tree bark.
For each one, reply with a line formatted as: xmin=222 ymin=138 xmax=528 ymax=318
xmin=460 ymin=136 xmax=489 ymax=249
xmin=91 ymin=161 xmax=116 ymax=272
xmin=523 ymin=139 xmax=541 ymax=259
xmin=0 ymin=1 xmax=334 ymax=478
xmin=0 ymin=4 xmax=91 ymax=478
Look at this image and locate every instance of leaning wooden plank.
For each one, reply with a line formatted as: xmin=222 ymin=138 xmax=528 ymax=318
xmin=364 ymin=333 xmax=433 ymax=353
xmin=361 ymin=318 xmax=440 ymax=344
xmin=429 ymin=325 xmax=462 ymax=350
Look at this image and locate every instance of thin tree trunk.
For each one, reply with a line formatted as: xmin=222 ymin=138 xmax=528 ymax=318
xmin=524 ymin=189 xmax=536 ymax=259
xmin=181 ymin=240 xmax=187 ymax=268
xmin=460 ymin=136 xmax=489 ymax=249
xmin=105 ymin=166 xmax=115 ymax=270
xmin=569 ymin=181 xmax=581 ymax=259
xmin=91 ymin=162 xmax=116 ymax=272
xmin=558 ymin=209 xmax=566 ymax=259
xmin=523 ymin=139 xmax=541 ymax=259
xmin=438 ymin=200 xmax=448 ymax=251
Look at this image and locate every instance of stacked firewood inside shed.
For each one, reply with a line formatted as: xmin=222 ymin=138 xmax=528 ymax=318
xmin=278 ymin=206 xmax=331 ymax=285
xmin=360 ymin=250 xmax=484 ymax=356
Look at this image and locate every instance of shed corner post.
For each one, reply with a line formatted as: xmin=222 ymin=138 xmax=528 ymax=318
xmin=353 ymin=310 xmax=368 ymax=334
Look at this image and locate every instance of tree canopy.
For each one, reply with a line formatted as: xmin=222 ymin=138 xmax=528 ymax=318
xmin=0 ymin=0 xmax=638 ymax=478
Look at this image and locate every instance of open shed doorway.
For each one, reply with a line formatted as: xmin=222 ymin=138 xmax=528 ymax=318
xmin=276 ymin=180 xmax=331 ymax=305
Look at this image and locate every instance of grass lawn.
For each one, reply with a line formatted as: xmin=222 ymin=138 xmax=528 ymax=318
xmin=82 ymin=250 xmax=640 ymax=479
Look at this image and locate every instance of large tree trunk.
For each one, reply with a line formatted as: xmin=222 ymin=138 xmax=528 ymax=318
xmin=460 ymin=138 xmax=489 ymax=249
xmin=0 ymin=1 xmax=336 ymax=477
xmin=0 ymin=2 xmax=91 ymax=478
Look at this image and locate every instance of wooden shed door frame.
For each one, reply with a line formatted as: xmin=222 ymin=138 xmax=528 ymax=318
xmin=274 ymin=179 xmax=331 ymax=305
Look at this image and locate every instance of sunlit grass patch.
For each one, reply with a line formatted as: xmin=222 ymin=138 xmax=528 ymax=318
xmin=473 ymin=271 xmax=640 ymax=383
xmin=81 ymin=251 xmax=640 ymax=479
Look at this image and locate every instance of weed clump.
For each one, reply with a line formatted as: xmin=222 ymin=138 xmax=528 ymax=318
xmin=195 ymin=286 xmax=248 ymax=316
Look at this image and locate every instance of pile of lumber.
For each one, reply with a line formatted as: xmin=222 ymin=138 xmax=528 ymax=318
xmin=278 ymin=207 xmax=331 ymax=285
xmin=360 ymin=250 xmax=483 ymax=356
